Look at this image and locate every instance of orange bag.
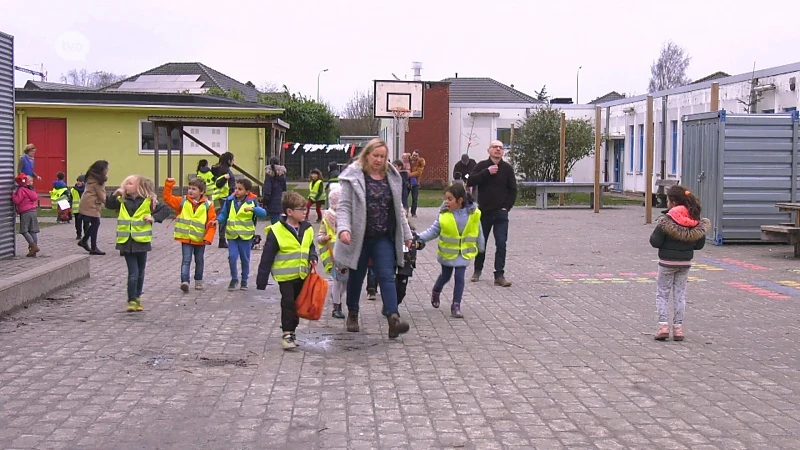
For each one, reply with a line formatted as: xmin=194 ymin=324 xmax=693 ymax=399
xmin=296 ymin=265 xmax=329 ymax=320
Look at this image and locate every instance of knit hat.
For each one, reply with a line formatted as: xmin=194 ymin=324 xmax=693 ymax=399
xmin=77 ymin=174 xmax=85 ymax=183
xmin=15 ymin=173 xmax=29 ymax=187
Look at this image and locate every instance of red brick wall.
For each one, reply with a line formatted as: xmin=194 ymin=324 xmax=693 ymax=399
xmin=406 ymin=82 xmax=449 ymax=188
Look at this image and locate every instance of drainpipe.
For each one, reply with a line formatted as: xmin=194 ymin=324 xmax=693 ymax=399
xmin=656 ymin=95 xmax=668 ymax=207
xmin=16 ymin=109 xmax=25 ymax=162
xmin=604 ymin=105 xmax=610 ymax=183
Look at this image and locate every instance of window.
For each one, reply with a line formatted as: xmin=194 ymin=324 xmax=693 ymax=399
xmin=638 ymin=124 xmax=644 ymax=172
xmin=784 ymin=107 xmax=797 ymax=112
xmin=628 ymin=125 xmax=635 ymax=172
xmin=670 ymin=120 xmax=678 ymax=174
xmin=496 ymin=128 xmax=513 ymax=148
xmin=762 ymin=109 xmax=775 ymax=114
xmin=139 ymin=121 xmax=228 ymax=155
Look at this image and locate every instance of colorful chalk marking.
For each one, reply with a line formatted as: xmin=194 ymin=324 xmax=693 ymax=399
xmin=724 ymin=282 xmax=790 ymax=300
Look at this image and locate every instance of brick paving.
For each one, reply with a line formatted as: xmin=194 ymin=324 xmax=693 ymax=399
xmin=1 ymin=205 xmax=800 ymax=449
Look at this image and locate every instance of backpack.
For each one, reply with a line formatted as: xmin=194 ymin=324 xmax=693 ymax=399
xmin=296 ymin=265 xmax=328 ymax=320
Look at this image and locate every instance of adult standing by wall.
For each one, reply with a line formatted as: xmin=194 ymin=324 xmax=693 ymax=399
xmin=212 ymin=152 xmax=236 ymax=248
xmin=453 ymin=153 xmax=476 ymax=184
xmin=466 ymin=140 xmax=517 ymax=287
xmin=408 ymin=149 xmax=425 ymax=217
xmin=262 ymin=156 xmax=287 ymax=224
xmin=335 ymin=138 xmax=413 ymax=339
xmin=78 ymin=160 xmax=110 ymax=256
xmin=18 ymin=144 xmax=41 ymax=181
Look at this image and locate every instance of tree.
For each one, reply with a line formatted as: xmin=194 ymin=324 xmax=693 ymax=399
xmin=260 ymin=88 xmax=339 ymax=143
xmin=339 ymin=90 xmax=380 ymax=135
xmin=534 ymin=84 xmax=549 ymax=102
xmin=648 ymin=41 xmax=691 ymax=92
xmin=510 ymin=105 xmax=594 ymax=181
xmin=60 ymin=69 xmax=127 ymax=88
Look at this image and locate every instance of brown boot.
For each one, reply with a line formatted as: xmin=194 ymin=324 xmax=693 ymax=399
xmin=494 ymin=276 xmax=512 ymax=287
xmin=346 ymin=310 xmax=359 ymax=332
xmin=30 ymin=243 xmax=40 ymax=255
xmin=387 ymin=313 xmax=409 ymax=339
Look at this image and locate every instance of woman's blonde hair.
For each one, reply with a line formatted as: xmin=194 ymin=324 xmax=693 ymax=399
xmin=120 ymin=174 xmax=159 ymax=206
xmin=357 ymin=138 xmax=389 ymax=175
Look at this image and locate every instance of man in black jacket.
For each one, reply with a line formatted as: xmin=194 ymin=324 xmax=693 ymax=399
xmin=466 ymin=140 xmax=517 ymax=287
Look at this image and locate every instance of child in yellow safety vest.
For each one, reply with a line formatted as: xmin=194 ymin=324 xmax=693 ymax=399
xmin=315 ymin=186 xmax=346 ymax=319
xmin=71 ymin=174 xmax=87 ymax=240
xmin=415 ymin=183 xmax=485 ymax=318
xmin=305 ymin=168 xmax=325 ymax=223
xmin=216 ymin=178 xmax=266 ymax=291
xmin=256 ymin=191 xmax=318 ymax=350
xmin=106 ymin=175 xmax=171 ymax=312
xmin=50 ymin=171 xmax=71 ymax=224
xmin=163 ymin=177 xmax=217 ymax=293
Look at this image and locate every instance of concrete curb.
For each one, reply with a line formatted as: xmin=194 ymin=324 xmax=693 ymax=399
xmin=0 ymin=254 xmax=90 ymax=315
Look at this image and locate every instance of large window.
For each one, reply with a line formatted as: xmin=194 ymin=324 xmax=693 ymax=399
xmin=628 ymin=125 xmax=635 ymax=172
xmin=138 ymin=121 xmax=228 ymax=155
xmin=671 ymin=120 xmax=678 ymax=174
xmin=496 ymin=128 xmax=513 ymax=148
xmin=637 ymin=124 xmax=644 ymax=173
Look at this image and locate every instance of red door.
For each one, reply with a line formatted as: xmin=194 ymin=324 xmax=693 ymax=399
xmin=26 ymin=118 xmax=67 ymax=203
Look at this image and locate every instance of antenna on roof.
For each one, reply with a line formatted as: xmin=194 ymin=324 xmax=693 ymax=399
xmin=391 ymin=73 xmax=401 ymax=81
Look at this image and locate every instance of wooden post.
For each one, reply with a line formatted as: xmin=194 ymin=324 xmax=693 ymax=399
xmin=153 ymin=123 xmax=160 ymax=188
xmin=559 ymin=112 xmax=566 ymax=206
xmin=594 ymin=106 xmax=602 ymax=213
xmin=166 ymin=125 xmax=172 ymax=179
xmin=710 ymin=82 xmax=720 ymax=112
xmin=177 ymin=125 xmax=184 ymax=193
xmin=645 ymin=96 xmax=655 ymax=224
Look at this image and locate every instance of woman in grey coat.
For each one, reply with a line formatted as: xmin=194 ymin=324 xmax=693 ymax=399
xmin=335 ymin=138 xmax=413 ymax=338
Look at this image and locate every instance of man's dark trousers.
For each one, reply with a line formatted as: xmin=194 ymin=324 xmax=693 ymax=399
xmin=473 ymin=209 xmax=509 ymax=277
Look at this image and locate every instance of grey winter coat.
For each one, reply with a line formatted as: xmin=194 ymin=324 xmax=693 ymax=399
xmin=334 ymin=161 xmax=412 ymax=269
xmin=417 ymin=202 xmax=486 ymax=267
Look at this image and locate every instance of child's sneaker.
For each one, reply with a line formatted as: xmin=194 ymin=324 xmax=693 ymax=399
xmin=450 ymin=303 xmax=463 ymax=318
xmin=654 ymin=324 xmax=670 ymax=340
xmin=134 ymin=298 xmax=143 ymax=312
xmin=240 ymin=281 xmax=248 ymax=290
xmin=127 ymin=300 xmax=137 ymax=312
xmin=180 ymin=282 xmax=189 ymax=293
xmin=228 ymin=280 xmax=238 ymax=291
xmin=194 ymin=280 xmax=203 ymax=290
xmin=331 ymin=303 xmax=345 ymax=319
xmin=673 ymin=325 xmax=685 ymax=341
xmin=367 ymin=290 xmax=377 ymax=301
xmin=431 ymin=290 xmax=441 ymax=308
xmin=281 ymin=332 xmax=297 ymax=350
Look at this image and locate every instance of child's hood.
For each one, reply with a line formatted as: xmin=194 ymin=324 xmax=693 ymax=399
xmin=73 ymin=182 xmax=85 ymax=192
xmin=198 ymin=166 xmax=212 ymax=174
xmin=657 ymin=208 xmax=711 ymax=242
xmin=52 ymin=180 xmax=67 ymax=189
xmin=265 ymin=164 xmax=287 ymax=177
xmin=667 ymin=205 xmax=699 ymax=227
xmin=327 ymin=187 xmax=341 ymax=210
xmin=438 ymin=200 xmax=478 ymax=215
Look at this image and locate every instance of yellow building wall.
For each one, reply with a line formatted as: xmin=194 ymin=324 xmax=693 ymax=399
xmin=15 ymin=106 xmax=267 ymax=187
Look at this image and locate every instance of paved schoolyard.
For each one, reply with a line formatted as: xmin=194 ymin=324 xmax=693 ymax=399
xmin=1 ymin=205 xmax=799 ymax=449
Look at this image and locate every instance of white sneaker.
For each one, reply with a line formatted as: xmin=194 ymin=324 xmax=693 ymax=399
xmin=195 ymin=280 xmax=203 ymax=290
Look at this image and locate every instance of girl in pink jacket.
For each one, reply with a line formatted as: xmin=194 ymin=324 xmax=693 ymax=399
xmin=12 ymin=173 xmax=41 ymax=257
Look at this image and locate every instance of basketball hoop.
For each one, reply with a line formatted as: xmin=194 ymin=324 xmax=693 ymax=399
xmin=390 ymin=107 xmax=411 ymax=133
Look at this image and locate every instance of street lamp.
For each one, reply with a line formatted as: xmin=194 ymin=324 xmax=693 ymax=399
xmin=576 ymin=66 xmax=582 ymax=104
xmin=317 ymin=68 xmax=329 ymax=102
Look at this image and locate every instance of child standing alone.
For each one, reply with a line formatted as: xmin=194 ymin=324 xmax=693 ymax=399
xmin=217 ymin=179 xmax=266 ymax=290
xmin=649 ymin=185 xmax=710 ymax=341
xmin=12 ymin=173 xmax=40 ymax=257
xmin=107 ymin=175 xmax=171 ymax=312
xmin=163 ymin=177 xmax=216 ymax=292
xmin=315 ymin=187 xmax=346 ymax=319
xmin=71 ymin=175 xmax=87 ymax=240
xmin=256 ymin=192 xmax=318 ymax=350
xmin=416 ymin=183 xmax=485 ymax=318
xmin=305 ymin=169 xmax=325 ymax=222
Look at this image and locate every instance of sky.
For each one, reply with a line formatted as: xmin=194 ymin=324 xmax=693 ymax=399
xmin=2 ymin=0 xmax=798 ymax=112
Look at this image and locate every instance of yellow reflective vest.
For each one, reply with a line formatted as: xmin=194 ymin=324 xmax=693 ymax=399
xmin=318 ymin=218 xmax=336 ymax=273
xmin=212 ymin=174 xmax=230 ymax=201
xmin=49 ymin=187 xmax=68 ymax=210
xmin=196 ymin=170 xmax=215 ymax=200
xmin=437 ymin=209 xmax=482 ymax=260
xmin=270 ymin=223 xmax=313 ymax=282
xmin=116 ymin=197 xmax=153 ymax=244
xmin=308 ymin=179 xmax=326 ymax=202
xmin=174 ymin=198 xmax=210 ymax=243
xmin=69 ymin=187 xmax=81 ymax=214
xmin=224 ymin=198 xmax=256 ymax=240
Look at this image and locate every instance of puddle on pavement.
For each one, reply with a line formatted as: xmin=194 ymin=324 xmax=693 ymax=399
xmin=298 ymin=330 xmax=381 ymax=354
xmin=145 ymin=355 xmax=176 ymax=370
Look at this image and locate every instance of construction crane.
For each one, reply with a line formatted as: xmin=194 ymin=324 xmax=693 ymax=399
xmin=14 ymin=65 xmax=47 ymax=81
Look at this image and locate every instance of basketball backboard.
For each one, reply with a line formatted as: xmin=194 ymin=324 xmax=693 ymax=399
xmin=373 ymin=80 xmax=424 ymax=119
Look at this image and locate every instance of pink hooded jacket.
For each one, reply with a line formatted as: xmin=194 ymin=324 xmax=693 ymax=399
xmin=12 ymin=186 xmax=38 ymax=214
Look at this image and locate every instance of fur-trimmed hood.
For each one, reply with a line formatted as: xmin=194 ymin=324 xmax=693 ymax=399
xmin=265 ymin=164 xmax=286 ymax=177
xmin=656 ymin=213 xmax=711 ymax=242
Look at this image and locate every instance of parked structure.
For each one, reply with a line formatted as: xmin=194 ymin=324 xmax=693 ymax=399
xmin=0 ymin=31 xmax=14 ymax=258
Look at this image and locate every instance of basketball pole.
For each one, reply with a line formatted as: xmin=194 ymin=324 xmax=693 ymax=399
xmin=559 ymin=112 xmax=566 ymax=206
xmin=594 ymin=106 xmax=602 ymax=213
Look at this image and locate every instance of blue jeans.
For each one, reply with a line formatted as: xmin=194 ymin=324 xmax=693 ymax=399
xmin=124 ymin=252 xmax=147 ymax=301
xmin=346 ymin=236 xmax=398 ymax=316
xmin=474 ymin=209 xmax=509 ymax=277
xmin=409 ymin=185 xmax=420 ymax=215
xmin=181 ymin=243 xmax=206 ymax=283
xmin=433 ymin=265 xmax=467 ymax=304
xmin=228 ymin=238 xmax=252 ymax=282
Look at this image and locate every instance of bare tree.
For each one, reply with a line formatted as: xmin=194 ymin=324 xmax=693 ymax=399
xmin=260 ymin=81 xmax=279 ymax=93
xmin=339 ymin=90 xmax=380 ymax=136
xmin=60 ymin=68 xmax=127 ymax=88
xmin=648 ymin=41 xmax=691 ymax=93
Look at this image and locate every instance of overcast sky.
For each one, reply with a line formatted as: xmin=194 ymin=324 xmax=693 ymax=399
xmin=2 ymin=0 xmax=797 ymax=112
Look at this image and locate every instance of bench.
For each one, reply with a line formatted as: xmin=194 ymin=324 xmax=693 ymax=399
xmin=760 ymin=225 xmax=800 ymax=257
xmin=519 ymin=182 xmax=613 ymax=210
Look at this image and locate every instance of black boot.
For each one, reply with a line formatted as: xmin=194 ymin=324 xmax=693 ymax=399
xmin=78 ymin=237 xmax=90 ymax=253
xmin=218 ymin=238 xmax=228 ymax=249
xmin=387 ymin=313 xmax=409 ymax=339
xmin=331 ymin=304 xmax=345 ymax=319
